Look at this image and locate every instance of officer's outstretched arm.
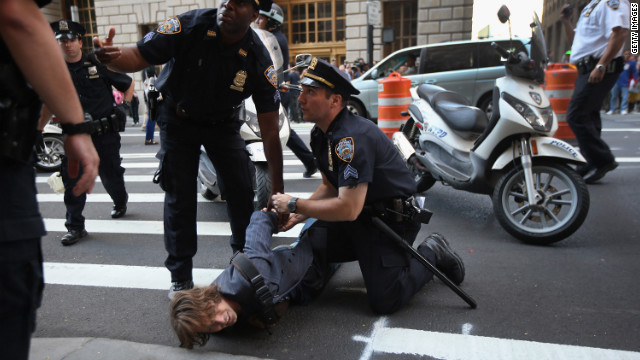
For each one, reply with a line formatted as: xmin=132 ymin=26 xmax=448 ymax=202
xmin=273 ymin=178 xmax=368 ymax=222
xmin=93 ymin=27 xmax=150 ymax=73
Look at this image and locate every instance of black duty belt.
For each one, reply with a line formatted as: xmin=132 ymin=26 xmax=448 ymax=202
xmin=575 ymin=56 xmax=624 ymax=75
xmin=230 ymin=251 xmax=279 ymax=325
xmin=163 ymin=96 xmax=242 ymax=125
xmin=366 ymin=196 xmax=433 ymax=224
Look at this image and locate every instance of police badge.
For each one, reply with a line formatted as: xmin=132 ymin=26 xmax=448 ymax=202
xmin=88 ymin=66 xmax=99 ymax=79
xmin=231 ymin=70 xmax=247 ymax=92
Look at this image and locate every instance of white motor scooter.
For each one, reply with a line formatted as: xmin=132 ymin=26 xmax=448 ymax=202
xmin=392 ymin=6 xmax=589 ymax=245
xmin=35 ymin=118 xmax=64 ymax=172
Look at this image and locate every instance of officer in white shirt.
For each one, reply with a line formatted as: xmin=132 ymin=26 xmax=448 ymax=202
xmin=561 ymin=0 xmax=629 ymax=183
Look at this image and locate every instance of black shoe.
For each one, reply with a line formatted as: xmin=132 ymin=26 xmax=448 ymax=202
xmin=168 ymin=280 xmax=194 ymax=300
xmin=111 ymin=204 xmax=127 ymax=218
xmin=419 ymin=233 xmax=465 ymax=285
xmin=576 ymin=164 xmax=594 ymax=177
xmin=584 ymin=161 xmax=618 ymax=184
xmin=61 ymin=229 xmax=88 ymax=246
xmin=303 ymin=163 xmax=317 ymax=178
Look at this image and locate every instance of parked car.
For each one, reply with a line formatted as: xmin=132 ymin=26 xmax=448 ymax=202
xmin=348 ymin=38 xmax=530 ymax=121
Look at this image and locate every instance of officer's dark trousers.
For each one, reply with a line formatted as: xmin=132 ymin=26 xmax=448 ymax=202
xmin=304 ymin=216 xmax=433 ymax=314
xmin=286 ymin=129 xmax=315 ymax=170
xmin=566 ymin=71 xmax=619 ymax=168
xmin=61 ymin=131 xmax=127 ymax=231
xmin=158 ymin=117 xmax=254 ymax=282
xmin=1 ymin=159 xmax=45 ymax=360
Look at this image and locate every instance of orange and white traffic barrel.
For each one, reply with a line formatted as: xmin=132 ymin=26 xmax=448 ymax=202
xmin=543 ymin=63 xmax=578 ymax=140
xmin=378 ymin=72 xmax=412 ymax=139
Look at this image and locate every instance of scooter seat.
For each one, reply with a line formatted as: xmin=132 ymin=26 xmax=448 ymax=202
xmin=416 ymin=84 xmax=487 ymax=135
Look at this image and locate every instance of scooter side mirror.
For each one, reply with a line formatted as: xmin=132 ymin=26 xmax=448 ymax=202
xmin=295 ymin=54 xmax=312 ymax=68
xmin=497 ymin=5 xmax=511 ymax=24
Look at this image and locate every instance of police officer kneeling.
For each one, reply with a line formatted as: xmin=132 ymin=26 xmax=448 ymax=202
xmin=271 ymin=58 xmax=466 ymax=314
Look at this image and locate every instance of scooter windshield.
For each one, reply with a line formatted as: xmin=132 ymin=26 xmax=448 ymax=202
xmin=253 ymin=28 xmax=284 ymax=85
xmin=529 ymin=12 xmax=548 ymax=83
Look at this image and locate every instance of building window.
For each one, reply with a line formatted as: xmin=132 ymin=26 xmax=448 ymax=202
xmin=63 ymin=0 xmax=98 ymax=52
xmin=284 ymin=0 xmax=345 ymax=45
xmin=383 ymin=0 xmax=417 ymax=56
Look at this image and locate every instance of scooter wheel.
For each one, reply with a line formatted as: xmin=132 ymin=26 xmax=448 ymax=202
xmin=35 ymin=134 xmax=64 ymax=172
xmin=492 ymin=161 xmax=589 ymax=245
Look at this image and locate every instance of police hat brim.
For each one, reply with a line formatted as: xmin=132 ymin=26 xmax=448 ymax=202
xmin=299 ymin=76 xmax=324 ymax=89
xmin=55 ymin=33 xmax=80 ymax=40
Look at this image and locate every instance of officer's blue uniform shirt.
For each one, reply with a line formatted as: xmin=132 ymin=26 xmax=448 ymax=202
xmin=136 ymin=9 xmax=280 ymax=121
xmin=310 ymin=108 xmax=417 ymax=203
xmin=66 ymin=53 xmax=132 ymax=120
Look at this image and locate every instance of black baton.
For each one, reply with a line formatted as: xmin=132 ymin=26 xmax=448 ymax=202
xmin=371 ymin=217 xmax=477 ymax=309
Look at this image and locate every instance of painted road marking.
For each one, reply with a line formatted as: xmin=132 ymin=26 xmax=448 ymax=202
xmin=354 ymin=317 xmax=640 ymax=360
xmin=42 ymin=218 xmax=304 ymax=238
xmin=36 ymin=192 xmax=313 ymax=203
xmin=112 ymin=159 xmax=305 ymax=169
xmin=35 ymin=173 xmax=320 ymax=184
xmin=44 ymin=262 xmax=222 ymax=290
xmin=119 ymin=150 xmax=301 ymax=159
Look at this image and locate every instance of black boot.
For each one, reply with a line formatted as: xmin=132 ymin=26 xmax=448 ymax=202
xmin=61 ymin=229 xmax=88 ymax=246
xmin=418 ymin=233 xmax=465 ymax=285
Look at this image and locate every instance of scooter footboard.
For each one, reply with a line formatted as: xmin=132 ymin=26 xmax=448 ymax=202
xmin=491 ymin=136 xmax=586 ymax=171
xmin=246 ymin=142 xmax=267 ymax=162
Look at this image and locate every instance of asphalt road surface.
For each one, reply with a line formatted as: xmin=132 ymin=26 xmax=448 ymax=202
xmin=32 ymin=117 xmax=640 ymax=359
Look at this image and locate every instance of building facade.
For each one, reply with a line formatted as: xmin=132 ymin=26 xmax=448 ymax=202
xmin=42 ymin=0 xmax=473 ymax=69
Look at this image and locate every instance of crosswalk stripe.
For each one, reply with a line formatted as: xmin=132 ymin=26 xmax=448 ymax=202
xmin=42 ymin=218 xmax=305 ymax=238
xmin=120 ymin=150 xmax=301 ymax=159
xmin=43 ymin=262 xmax=222 ymax=290
xmin=119 ymin=159 xmax=306 ymax=169
xmin=35 ymin=173 xmax=320 ymax=184
xmin=36 ymin=192 xmax=314 ymax=202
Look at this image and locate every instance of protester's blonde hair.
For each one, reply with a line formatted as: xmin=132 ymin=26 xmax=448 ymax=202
xmin=169 ymin=285 xmax=222 ymax=349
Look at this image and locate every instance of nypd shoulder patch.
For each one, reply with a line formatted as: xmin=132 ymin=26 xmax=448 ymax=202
xmin=157 ymin=17 xmax=181 ymax=34
xmin=607 ymin=0 xmax=620 ymax=10
xmin=336 ymin=137 xmax=355 ymax=163
xmin=265 ymin=65 xmax=278 ymax=88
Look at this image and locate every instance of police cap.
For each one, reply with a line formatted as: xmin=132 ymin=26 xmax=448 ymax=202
xmin=50 ymin=19 xmax=86 ymax=40
xmin=300 ymin=57 xmax=360 ymax=98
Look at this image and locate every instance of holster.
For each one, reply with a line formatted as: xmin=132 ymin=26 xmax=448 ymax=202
xmin=0 ymin=63 xmax=41 ymax=163
xmin=368 ymin=196 xmax=433 ymax=224
xmin=576 ymin=56 xmax=625 ymax=75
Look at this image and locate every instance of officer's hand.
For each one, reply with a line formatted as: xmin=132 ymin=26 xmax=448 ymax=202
xmin=271 ymin=192 xmax=293 ymax=214
xmin=588 ymin=68 xmax=605 ymax=84
xmin=92 ymin=28 xmax=120 ymax=64
xmin=278 ymin=213 xmax=307 ymax=232
xmin=63 ymin=134 xmax=100 ymax=196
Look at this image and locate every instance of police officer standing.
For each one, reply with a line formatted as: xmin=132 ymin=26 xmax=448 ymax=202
xmin=0 ymin=1 xmax=99 ymax=357
xmin=93 ymin=0 xmax=285 ymax=298
xmin=42 ymin=20 xmax=133 ymax=246
xmin=255 ymin=3 xmax=317 ymax=178
xmin=561 ymin=1 xmax=630 ymax=183
xmin=271 ymin=58 xmax=466 ymax=314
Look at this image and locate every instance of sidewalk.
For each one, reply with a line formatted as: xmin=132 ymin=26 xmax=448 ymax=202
xmin=30 ymin=338 xmax=269 ymax=360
